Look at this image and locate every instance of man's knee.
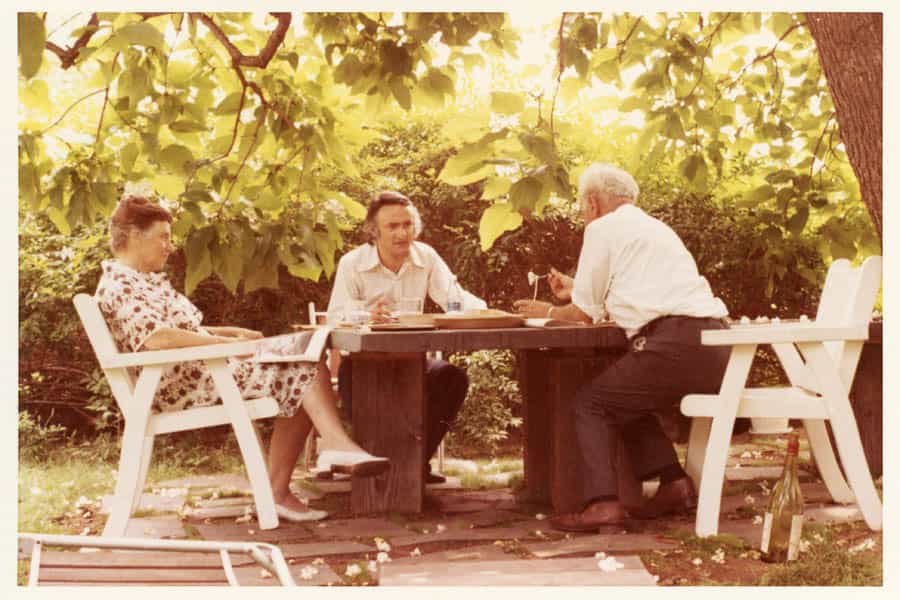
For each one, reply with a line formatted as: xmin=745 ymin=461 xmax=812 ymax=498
xmin=427 ymin=360 xmax=468 ymax=409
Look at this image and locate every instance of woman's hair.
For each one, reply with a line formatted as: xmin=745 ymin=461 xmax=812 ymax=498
xmin=362 ymin=190 xmax=423 ymax=242
xmin=108 ymin=195 xmax=172 ymax=253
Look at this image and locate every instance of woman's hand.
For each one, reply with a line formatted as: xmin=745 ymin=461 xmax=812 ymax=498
xmin=205 ymin=326 xmax=263 ymax=340
xmin=547 ymin=267 xmax=574 ymax=301
xmin=512 ymin=299 xmax=554 ymax=318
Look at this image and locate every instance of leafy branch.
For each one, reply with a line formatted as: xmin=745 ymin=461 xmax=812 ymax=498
xmin=45 ymin=13 xmax=99 ymax=69
xmin=192 ymin=12 xmax=291 ymax=69
xmin=38 ymin=88 xmax=106 ymax=135
xmin=549 ymin=12 xmax=569 ymax=136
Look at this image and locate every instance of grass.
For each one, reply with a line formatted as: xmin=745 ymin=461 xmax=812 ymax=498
xmin=757 ymin=523 xmax=882 ymax=585
xmin=18 ymin=432 xmax=251 ymax=536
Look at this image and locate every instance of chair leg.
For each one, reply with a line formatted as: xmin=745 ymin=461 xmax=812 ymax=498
xmin=694 ymin=346 xmax=755 ymax=537
xmin=684 ymin=417 xmax=712 ymax=489
xmin=103 ymin=368 xmax=161 ymax=537
xmin=207 ymin=360 xmax=279 ymax=530
xmin=130 ymin=434 xmax=156 ymax=513
xmin=803 ymin=419 xmax=854 ymax=504
xmin=802 ymin=344 xmax=882 ymax=531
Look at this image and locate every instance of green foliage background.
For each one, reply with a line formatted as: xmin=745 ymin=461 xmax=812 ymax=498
xmin=18 ymin=12 xmax=880 ymax=446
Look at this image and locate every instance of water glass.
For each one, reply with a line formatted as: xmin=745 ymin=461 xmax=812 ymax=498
xmin=392 ymin=297 xmax=424 ymax=318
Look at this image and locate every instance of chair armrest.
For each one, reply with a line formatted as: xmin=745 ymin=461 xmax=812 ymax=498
xmin=701 ymin=323 xmax=870 ymax=346
xmin=100 ymin=340 xmax=262 ymax=369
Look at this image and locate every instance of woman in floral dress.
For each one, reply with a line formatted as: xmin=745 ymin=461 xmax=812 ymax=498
xmin=95 ymin=195 xmax=388 ymax=523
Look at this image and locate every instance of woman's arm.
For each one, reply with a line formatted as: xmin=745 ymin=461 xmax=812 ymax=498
xmin=202 ymin=326 xmax=263 ymax=339
xmin=140 ymin=328 xmax=233 ymax=351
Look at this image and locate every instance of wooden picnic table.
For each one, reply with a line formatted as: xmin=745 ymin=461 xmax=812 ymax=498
xmin=329 ymin=324 xmax=629 ymax=514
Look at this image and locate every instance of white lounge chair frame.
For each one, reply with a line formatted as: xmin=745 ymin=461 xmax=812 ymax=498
xmin=73 ymin=293 xmax=280 ymax=536
xmin=681 ymin=256 xmax=882 ymax=537
xmin=18 ymin=532 xmax=296 ymax=586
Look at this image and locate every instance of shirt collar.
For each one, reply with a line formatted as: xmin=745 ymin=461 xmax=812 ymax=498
xmin=356 ymin=242 xmax=425 ymax=272
xmin=102 ymin=259 xmax=167 ymax=285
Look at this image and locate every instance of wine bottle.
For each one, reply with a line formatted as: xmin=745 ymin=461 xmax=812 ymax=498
xmin=760 ymin=433 xmax=805 ymax=562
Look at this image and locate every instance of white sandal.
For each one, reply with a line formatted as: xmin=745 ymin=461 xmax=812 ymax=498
xmin=275 ymin=503 xmax=328 ymax=523
xmin=315 ymin=450 xmax=390 ymax=478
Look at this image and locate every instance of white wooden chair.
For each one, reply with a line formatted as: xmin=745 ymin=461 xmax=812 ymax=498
xmin=680 ymin=256 xmax=882 ymax=537
xmin=74 ymin=294 xmax=280 ymax=536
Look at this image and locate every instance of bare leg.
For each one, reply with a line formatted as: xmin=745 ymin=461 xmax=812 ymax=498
xmin=301 ymin=362 xmax=368 ymax=453
xmin=268 ymin=410 xmax=313 ymax=511
xmin=268 ymin=361 xmax=368 ymax=511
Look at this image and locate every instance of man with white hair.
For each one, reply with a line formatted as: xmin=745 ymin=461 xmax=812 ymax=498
xmin=514 ymin=163 xmax=730 ymax=531
xmin=328 ymin=190 xmax=486 ymax=483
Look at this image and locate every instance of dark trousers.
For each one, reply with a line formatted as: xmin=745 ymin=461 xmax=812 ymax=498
xmin=338 ymin=357 xmax=467 ymax=462
xmin=574 ymin=316 xmax=730 ymax=502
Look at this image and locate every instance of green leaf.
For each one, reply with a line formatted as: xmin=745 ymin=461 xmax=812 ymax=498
xmin=47 ymin=206 xmax=71 ymax=235
xmin=184 ymin=231 xmax=213 ymax=295
xmin=508 ymin=176 xmax=542 ymax=211
xmin=663 ymin=112 xmax=686 ymax=139
xmin=482 ymin=176 xmax=512 ymax=200
xmin=159 ymin=144 xmax=194 ymax=175
xmin=214 ymin=91 xmax=244 ymax=115
xmin=769 ymin=13 xmax=794 ymax=37
xmin=21 ymin=79 xmax=51 ymax=113
xmin=389 ymin=77 xmax=412 ymax=110
xmin=254 ymin=188 xmax=283 ymax=211
xmin=245 ymin=246 xmax=280 ymax=292
xmin=333 ymin=191 xmax=366 ymax=219
xmin=739 ymin=184 xmax=775 ymax=208
xmin=594 ymin=57 xmax=620 ymax=83
xmin=168 ymin=119 xmax=208 ymax=133
xmin=787 ymin=205 xmax=809 ymax=236
xmin=119 ymin=143 xmax=139 ymax=173
xmin=211 ymin=235 xmax=244 ymax=294
xmin=110 ymin=22 xmax=165 ymax=51
xmin=152 ymin=174 xmax=184 ymax=199
xmin=518 ymin=132 xmax=555 ymax=163
xmin=18 ymin=13 xmax=46 ymax=79
xmin=478 ymin=203 xmax=523 ymax=251
xmin=490 ymin=92 xmax=525 ymax=115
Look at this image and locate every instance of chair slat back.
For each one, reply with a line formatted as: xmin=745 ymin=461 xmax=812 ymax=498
xmin=810 ymin=257 xmax=881 ymax=386
xmin=73 ymin=294 xmax=122 ymax=362
xmin=73 ymin=294 xmax=137 ymax=414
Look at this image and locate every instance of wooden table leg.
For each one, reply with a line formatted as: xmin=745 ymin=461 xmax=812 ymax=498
xmin=350 ymin=352 xmax=426 ymax=514
xmin=520 ymin=348 xmax=639 ymax=514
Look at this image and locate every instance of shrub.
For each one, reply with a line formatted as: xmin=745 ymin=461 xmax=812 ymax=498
xmin=447 ymin=350 xmax=523 ymax=457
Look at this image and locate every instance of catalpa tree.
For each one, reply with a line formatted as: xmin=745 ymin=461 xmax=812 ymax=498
xmin=17 ymin=12 xmax=880 ymax=296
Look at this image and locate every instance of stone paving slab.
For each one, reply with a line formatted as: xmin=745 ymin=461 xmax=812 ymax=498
xmin=184 ymin=505 xmax=250 ymax=520
xmin=389 ymin=524 xmax=551 ymax=548
xmin=101 ymin=492 xmax=187 ymax=515
xmin=122 ymin=515 xmax=187 ymax=539
xmin=238 ymin=561 xmax=341 ymax=586
xmin=525 ymin=533 xmax=679 ymax=558
xmin=805 ymin=505 xmax=863 ymax=524
xmin=191 ymin=521 xmax=314 ymax=543
xmin=378 ymin=555 xmax=656 ymax=586
xmin=155 ymin=474 xmax=252 ymax=492
xmin=277 ymin=541 xmax=376 ymax=559
xmin=387 ymin=542 xmax=512 ymax=565
xmin=447 ymin=509 xmax=527 ymax=529
xmin=309 ymin=517 xmax=412 ymax=541
xmin=726 ymin=466 xmax=783 ymax=481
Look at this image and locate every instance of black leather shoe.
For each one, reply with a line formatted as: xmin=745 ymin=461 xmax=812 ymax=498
xmin=630 ymin=476 xmax=697 ymax=520
xmin=425 ymin=470 xmax=447 ymax=484
xmin=549 ymin=500 xmax=628 ymax=533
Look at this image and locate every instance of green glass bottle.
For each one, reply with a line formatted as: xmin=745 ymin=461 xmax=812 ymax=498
xmin=760 ymin=433 xmax=805 ymax=562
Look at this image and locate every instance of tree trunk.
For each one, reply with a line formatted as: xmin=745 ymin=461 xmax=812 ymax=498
xmin=806 ymin=13 xmax=883 ymax=245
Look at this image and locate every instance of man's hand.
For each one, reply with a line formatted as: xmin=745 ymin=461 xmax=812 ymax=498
xmin=512 ymin=299 xmax=553 ymax=318
xmin=547 ymin=267 xmax=574 ymax=301
xmin=369 ymin=296 xmax=394 ymax=324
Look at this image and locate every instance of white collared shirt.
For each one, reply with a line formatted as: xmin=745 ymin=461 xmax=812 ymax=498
xmin=327 ymin=241 xmax=487 ymax=315
xmin=571 ymin=204 xmax=728 ymax=338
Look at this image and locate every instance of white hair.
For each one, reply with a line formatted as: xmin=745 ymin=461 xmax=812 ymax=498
xmin=577 ymin=163 xmax=639 ymax=203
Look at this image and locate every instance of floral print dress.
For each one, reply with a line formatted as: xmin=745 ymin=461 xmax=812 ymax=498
xmin=95 ymin=260 xmax=317 ymax=416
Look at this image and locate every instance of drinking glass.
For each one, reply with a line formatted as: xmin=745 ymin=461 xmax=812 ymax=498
xmin=392 ymin=297 xmax=424 ymax=318
xmin=345 ymin=299 xmax=369 ymax=325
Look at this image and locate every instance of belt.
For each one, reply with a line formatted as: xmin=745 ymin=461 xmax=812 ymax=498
xmin=637 ymin=315 xmax=728 ymax=338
